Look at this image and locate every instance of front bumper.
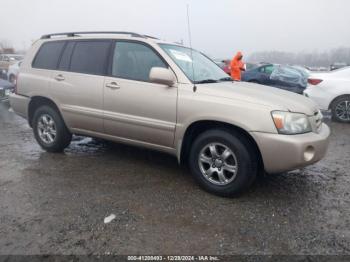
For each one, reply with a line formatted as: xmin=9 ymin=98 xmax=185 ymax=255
xmin=250 ymin=123 xmax=330 ymax=173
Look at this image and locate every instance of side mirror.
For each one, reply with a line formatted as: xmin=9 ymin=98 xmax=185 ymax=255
xmin=149 ymin=67 xmax=176 ymax=87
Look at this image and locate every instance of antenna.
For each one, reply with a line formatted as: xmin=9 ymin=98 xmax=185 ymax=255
xmin=187 ymin=4 xmax=197 ymax=92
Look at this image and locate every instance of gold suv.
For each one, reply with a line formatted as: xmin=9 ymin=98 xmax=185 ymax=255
xmin=10 ymin=32 xmax=330 ymax=196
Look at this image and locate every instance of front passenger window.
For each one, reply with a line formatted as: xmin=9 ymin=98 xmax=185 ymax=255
xmin=112 ymin=42 xmax=167 ymax=82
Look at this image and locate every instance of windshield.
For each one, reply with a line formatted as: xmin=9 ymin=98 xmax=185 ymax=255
xmin=159 ymin=44 xmax=231 ymax=84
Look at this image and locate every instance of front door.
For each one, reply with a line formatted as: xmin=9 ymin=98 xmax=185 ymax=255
xmin=103 ymin=41 xmax=177 ymax=148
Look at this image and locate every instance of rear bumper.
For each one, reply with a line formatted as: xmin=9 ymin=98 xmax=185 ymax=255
xmin=9 ymin=93 xmax=30 ymax=119
xmin=250 ymin=123 xmax=330 ymax=173
xmin=303 ymin=87 xmax=330 ymax=110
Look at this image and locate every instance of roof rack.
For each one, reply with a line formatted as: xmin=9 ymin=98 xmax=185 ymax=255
xmin=40 ymin=31 xmax=150 ymax=39
xmin=143 ymin=35 xmax=159 ymax=40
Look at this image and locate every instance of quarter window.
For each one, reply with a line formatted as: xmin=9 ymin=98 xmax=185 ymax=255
xmin=112 ymin=42 xmax=167 ymax=82
xmin=70 ymin=41 xmax=111 ymax=75
xmin=32 ymin=41 xmax=65 ymax=70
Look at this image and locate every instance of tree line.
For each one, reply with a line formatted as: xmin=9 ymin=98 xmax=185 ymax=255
xmin=248 ymin=47 xmax=350 ymax=67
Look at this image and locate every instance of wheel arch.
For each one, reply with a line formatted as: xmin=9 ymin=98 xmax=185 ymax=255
xmin=328 ymin=94 xmax=350 ymax=110
xmin=8 ymin=73 xmax=15 ymax=81
xmin=179 ymin=120 xmax=264 ymax=170
xmin=28 ymin=96 xmax=63 ymax=128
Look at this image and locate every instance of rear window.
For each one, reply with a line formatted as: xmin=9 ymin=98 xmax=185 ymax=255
xmin=32 ymin=41 xmax=65 ymax=70
xmin=70 ymin=41 xmax=111 ymax=75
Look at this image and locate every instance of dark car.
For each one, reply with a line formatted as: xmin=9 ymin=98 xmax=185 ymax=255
xmin=0 ymin=79 xmax=14 ymax=101
xmin=242 ymin=64 xmax=307 ymax=94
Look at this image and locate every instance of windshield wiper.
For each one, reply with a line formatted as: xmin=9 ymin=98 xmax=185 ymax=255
xmin=219 ymin=77 xmax=233 ymax=82
xmin=194 ymin=79 xmax=219 ymax=84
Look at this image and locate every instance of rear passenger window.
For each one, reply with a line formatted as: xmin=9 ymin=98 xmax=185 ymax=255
xmin=58 ymin=42 xmax=75 ymax=71
xmin=112 ymin=41 xmax=167 ymax=82
xmin=33 ymin=41 xmax=65 ymax=70
xmin=70 ymin=41 xmax=111 ymax=75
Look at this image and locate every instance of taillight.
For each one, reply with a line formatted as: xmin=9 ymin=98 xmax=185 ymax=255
xmin=308 ymin=78 xmax=323 ymax=85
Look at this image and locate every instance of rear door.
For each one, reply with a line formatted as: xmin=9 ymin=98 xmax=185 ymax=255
xmin=49 ymin=40 xmax=111 ymax=133
xmin=103 ymin=40 xmax=177 ymax=148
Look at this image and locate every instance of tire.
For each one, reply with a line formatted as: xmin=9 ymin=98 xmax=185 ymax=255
xmin=331 ymin=95 xmax=350 ymax=123
xmin=32 ymin=105 xmax=72 ymax=152
xmin=188 ymin=129 xmax=258 ymax=197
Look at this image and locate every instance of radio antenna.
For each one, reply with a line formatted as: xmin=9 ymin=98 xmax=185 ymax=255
xmin=187 ymin=4 xmax=197 ymax=92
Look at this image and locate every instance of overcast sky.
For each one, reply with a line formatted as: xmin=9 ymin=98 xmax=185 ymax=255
xmin=1 ymin=0 xmax=349 ymax=58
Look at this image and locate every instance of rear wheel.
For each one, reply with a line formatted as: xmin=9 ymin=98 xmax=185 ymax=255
xmin=32 ymin=105 xmax=72 ymax=152
xmin=188 ymin=129 xmax=258 ymax=197
xmin=331 ymin=95 xmax=350 ymax=123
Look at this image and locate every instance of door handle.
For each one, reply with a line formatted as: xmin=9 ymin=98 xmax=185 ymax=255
xmin=54 ymin=74 xmax=65 ymax=81
xmin=106 ymin=82 xmax=120 ymax=90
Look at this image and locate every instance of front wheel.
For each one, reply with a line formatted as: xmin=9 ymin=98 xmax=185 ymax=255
xmin=32 ymin=105 xmax=72 ymax=152
xmin=189 ymin=129 xmax=258 ymax=197
xmin=331 ymin=95 xmax=350 ymax=123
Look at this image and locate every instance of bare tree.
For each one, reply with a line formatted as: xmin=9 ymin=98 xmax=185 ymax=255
xmin=0 ymin=40 xmax=15 ymax=54
xmin=248 ymin=47 xmax=350 ymax=67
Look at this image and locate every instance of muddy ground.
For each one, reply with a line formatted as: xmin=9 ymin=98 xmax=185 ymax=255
xmin=0 ymin=101 xmax=349 ymax=255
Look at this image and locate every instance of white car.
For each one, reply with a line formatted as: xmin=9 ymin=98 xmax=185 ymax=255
xmin=7 ymin=61 xmax=22 ymax=83
xmin=304 ymin=67 xmax=350 ymax=123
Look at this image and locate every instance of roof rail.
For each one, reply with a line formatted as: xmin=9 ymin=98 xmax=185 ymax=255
xmin=40 ymin=31 xmax=146 ymax=39
xmin=143 ymin=35 xmax=159 ymax=40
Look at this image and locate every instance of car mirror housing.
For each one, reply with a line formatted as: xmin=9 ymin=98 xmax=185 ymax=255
xmin=149 ymin=67 xmax=176 ymax=87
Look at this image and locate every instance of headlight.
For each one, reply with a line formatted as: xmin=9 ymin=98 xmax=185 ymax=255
xmin=271 ymin=111 xmax=312 ymax=134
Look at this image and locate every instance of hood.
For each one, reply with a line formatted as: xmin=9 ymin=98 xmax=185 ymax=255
xmin=197 ymin=81 xmax=319 ymax=116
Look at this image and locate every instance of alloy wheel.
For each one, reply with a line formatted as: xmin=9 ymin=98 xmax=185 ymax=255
xmin=37 ymin=114 xmax=57 ymax=144
xmin=335 ymin=100 xmax=350 ymax=121
xmin=198 ymin=143 xmax=238 ymax=186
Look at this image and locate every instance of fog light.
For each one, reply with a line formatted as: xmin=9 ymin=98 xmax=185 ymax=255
xmin=304 ymin=146 xmax=315 ymax=161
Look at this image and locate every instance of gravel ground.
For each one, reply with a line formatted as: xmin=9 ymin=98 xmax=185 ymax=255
xmin=0 ymin=101 xmax=349 ymax=255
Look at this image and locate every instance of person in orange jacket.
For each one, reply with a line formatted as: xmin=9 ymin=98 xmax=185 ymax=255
xmin=230 ymin=51 xmax=245 ymax=81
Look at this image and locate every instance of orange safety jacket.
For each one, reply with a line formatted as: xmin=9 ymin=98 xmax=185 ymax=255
xmin=230 ymin=51 xmax=245 ymax=81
